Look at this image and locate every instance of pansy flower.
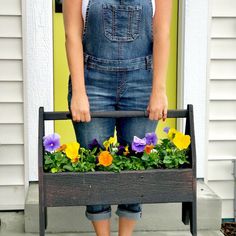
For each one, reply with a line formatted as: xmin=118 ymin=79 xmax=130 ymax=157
xmin=56 ymin=144 xmax=67 ymax=152
xmin=103 ymin=136 xmax=116 ymax=150
xmin=65 ymin=142 xmax=80 ymax=163
xmin=144 ymin=144 xmax=154 ymax=154
xmin=167 ymin=128 xmax=177 ymax=140
xmin=172 ymin=132 xmax=191 ymax=150
xmin=131 ymin=136 xmax=146 ymax=152
xmin=98 ymin=151 xmax=113 ymax=167
xmin=117 ymin=145 xmax=125 ymax=155
xmin=145 ymin=132 xmax=158 ymax=145
xmin=124 ymin=145 xmax=130 ymax=156
xmin=163 ymin=126 xmax=170 ymax=134
xmin=88 ymin=138 xmax=102 ymax=151
xmin=43 ymin=133 xmax=61 ymax=152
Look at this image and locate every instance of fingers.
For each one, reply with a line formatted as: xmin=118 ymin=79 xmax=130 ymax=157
xmin=147 ymin=107 xmax=168 ymax=121
xmin=70 ymin=93 xmax=91 ymax=122
xmin=71 ymin=108 xmax=91 ymax=123
xmin=162 ymin=107 xmax=168 ymax=122
xmin=147 ymin=107 xmax=163 ymax=121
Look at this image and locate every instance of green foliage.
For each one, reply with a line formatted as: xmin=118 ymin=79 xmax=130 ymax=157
xmin=43 ymin=137 xmax=190 ymax=173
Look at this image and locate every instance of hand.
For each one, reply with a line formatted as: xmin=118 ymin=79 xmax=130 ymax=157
xmin=70 ymin=92 xmax=91 ymax=122
xmin=147 ymin=90 xmax=168 ymax=121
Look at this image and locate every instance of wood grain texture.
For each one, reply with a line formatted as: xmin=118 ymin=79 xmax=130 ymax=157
xmin=38 ymin=105 xmax=197 ymax=235
xmin=44 ymin=169 xmax=194 ymax=207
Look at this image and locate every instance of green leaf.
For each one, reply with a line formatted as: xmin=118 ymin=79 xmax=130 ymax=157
xmin=45 ymin=158 xmax=53 ymax=164
xmin=141 ymin=153 xmax=149 ymax=161
xmin=55 ymin=152 xmax=63 ymax=161
xmin=51 ymin=167 xmax=58 ymax=173
xmin=63 ymin=164 xmax=74 ymax=171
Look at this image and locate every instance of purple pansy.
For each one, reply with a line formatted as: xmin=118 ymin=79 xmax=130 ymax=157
xmin=43 ymin=133 xmax=61 ymax=152
xmin=88 ymin=138 xmax=101 ymax=150
xmin=131 ymin=136 xmax=147 ymax=152
xmin=163 ymin=126 xmax=170 ymax=134
xmin=117 ymin=145 xmax=125 ymax=155
xmin=145 ymin=132 xmax=158 ymax=145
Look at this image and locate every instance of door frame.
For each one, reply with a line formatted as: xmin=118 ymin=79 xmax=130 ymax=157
xmin=22 ymin=0 xmax=209 ymax=181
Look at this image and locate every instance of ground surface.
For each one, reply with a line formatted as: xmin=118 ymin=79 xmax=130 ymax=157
xmin=0 ymin=211 xmax=225 ymax=236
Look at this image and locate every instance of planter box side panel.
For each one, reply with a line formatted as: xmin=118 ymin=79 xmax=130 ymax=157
xmin=44 ymin=169 xmax=194 ymax=206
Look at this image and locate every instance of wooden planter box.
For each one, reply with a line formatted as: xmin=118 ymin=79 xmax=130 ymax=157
xmin=38 ymin=104 xmax=197 ymax=236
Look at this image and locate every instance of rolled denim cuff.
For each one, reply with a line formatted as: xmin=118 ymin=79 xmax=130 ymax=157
xmin=115 ymin=208 xmax=142 ymax=220
xmin=85 ymin=209 xmax=112 ymax=221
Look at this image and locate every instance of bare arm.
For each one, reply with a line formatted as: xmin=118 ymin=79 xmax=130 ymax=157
xmin=62 ymin=0 xmax=91 ymax=122
xmin=147 ymin=0 xmax=172 ymax=121
xmin=152 ymin=0 xmax=172 ymax=92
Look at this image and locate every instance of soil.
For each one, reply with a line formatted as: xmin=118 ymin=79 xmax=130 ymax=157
xmin=221 ymin=222 xmax=236 ymax=236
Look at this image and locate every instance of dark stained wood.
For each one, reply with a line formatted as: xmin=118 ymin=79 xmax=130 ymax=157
xmin=38 ymin=107 xmax=47 ymax=235
xmin=44 ymin=169 xmax=193 ymax=206
xmin=188 ymin=104 xmax=197 ymax=236
xmin=38 ymin=105 xmax=197 ymax=236
xmin=43 ymin=109 xmax=188 ymax=120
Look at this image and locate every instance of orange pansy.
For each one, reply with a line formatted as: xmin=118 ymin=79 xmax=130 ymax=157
xmin=98 ymin=151 xmax=113 ymax=167
xmin=144 ymin=144 xmax=154 ymax=154
xmin=56 ymin=144 xmax=67 ymax=152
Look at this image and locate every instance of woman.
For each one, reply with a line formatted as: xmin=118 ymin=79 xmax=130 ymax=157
xmin=62 ymin=0 xmax=172 ymax=235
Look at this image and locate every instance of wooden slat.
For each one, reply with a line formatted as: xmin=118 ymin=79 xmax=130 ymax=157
xmin=211 ymin=18 xmax=236 ymax=38
xmin=44 ymin=169 xmax=194 ymax=206
xmin=0 ymin=38 xmax=22 ymax=59
xmin=209 ymin=80 xmax=236 ymax=100
xmin=210 ymin=60 xmax=236 ymax=79
xmin=209 ymin=121 xmax=236 ymax=140
xmin=207 ymin=160 xmax=234 ymax=180
xmin=0 ymin=0 xmax=21 ymax=16
xmin=0 ymin=81 xmax=23 ymax=102
xmin=0 ymin=16 xmax=21 ymax=37
xmin=0 ymin=103 xmax=23 ymax=123
xmin=0 ymin=124 xmax=24 ymax=144
xmin=212 ymin=0 xmax=236 ymax=17
xmin=0 ymin=185 xmax=25 ymax=210
xmin=208 ymin=140 xmax=236 ymax=157
xmin=0 ymin=144 xmax=24 ymax=165
xmin=0 ymin=166 xmax=24 ymax=185
xmin=0 ymin=60 xmax=22 ymax=81
xmin=209 ymin=100 xmax=236 ymax=120
xmin=207 ymin=180 xmax=234 ymax=199
xmin=211 ymin=39 xmax=236 ymax=59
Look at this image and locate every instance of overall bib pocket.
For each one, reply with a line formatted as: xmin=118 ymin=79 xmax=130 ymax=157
xmin=102 ymin=4 xmax=142 ymax=42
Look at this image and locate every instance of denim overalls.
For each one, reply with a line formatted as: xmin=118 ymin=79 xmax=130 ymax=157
xmin=67 ymin=0 xmax=159 ymax=221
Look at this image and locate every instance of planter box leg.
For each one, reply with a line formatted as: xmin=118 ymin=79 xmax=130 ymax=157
xmin=190 ymin=201 xmax=197 ymax=236
xmin=39 ymin=206 xmax=47 ymax=236
xmin=182 ymin=202 xmax=190 ymax=225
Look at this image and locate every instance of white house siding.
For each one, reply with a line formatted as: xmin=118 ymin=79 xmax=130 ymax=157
xmin=206 ymin=0 xmax=236 ymax=218
xmin=0 ymin=0 xmax=25 ymax=210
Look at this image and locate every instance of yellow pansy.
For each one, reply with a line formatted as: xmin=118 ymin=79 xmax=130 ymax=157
xmin=124 ymin=145 xmax=130 ymax=155
xmin=103 ymin=140 xmax=110 ymax=150
xmin=108 ymin=136 xmax=115 ymax=144
xmin=167 ymin=128 xmax=177 ymax=140
xmin=65 ymin=142 xmax=80 ymax=161
xmin=172 ymin=132 xmax=191 ymax=150
xmin=103 ymin=136 xmax=116 ymax=150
